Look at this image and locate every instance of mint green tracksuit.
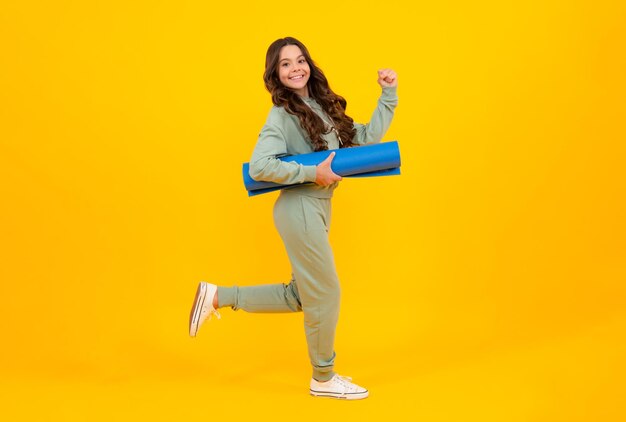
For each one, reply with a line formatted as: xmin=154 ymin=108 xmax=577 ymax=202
xmin=217 ymin=87 xmax=398 ymax=381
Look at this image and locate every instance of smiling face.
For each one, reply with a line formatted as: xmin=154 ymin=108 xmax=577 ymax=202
xmin=277 ymin=44 xmax=311 ymax=97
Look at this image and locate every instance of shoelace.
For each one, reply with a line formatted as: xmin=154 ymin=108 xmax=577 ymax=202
xmin=334 ymin=375 xmax=358 ymax=392
xmin=201 ymin=306 xmax=221 ymax=321
xmin=209 ymin=309 xmax=221 ymax=320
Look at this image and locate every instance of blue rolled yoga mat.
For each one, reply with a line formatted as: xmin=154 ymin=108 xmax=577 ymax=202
xmin=242 ymin=141 xmax=401 ymax=196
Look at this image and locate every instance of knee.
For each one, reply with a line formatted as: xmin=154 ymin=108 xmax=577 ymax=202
xmin=322 ymin=283 xmax=341 ymax=307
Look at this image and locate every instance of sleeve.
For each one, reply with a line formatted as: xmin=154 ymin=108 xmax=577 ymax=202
xmin=352 ymin=86 xmax=399 ymax=146
xmin=248 ymin=122 xmax=317 ymax=184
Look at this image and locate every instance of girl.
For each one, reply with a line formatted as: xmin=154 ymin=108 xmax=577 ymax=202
xmin=189 ymin=37 xmax=398 ymax=400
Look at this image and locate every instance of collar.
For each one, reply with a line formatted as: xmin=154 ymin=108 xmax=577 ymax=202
xmin=299 ymin=95 xmax=317 ymax=105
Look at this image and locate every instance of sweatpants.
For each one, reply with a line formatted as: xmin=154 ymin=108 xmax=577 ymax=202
xmin=217 ymin=190 xmax=340 ymax=382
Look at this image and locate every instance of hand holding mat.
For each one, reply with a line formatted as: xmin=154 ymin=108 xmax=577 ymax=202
xmin=243 ymin=141 xmax=401 ymax=196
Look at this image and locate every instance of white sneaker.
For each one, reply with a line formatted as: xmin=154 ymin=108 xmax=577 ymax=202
xmin=310 ymin=374 xmax=369 ymax=400
xmin=189 ymin=282 xmax=220 ymax=337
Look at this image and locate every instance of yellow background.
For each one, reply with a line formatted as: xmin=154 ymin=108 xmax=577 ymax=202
xmin=1 ymin=1 xmax=625 ymax=420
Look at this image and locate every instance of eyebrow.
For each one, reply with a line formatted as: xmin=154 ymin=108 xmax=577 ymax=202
xmin=279 ymin=55 xmax=305 ymax=63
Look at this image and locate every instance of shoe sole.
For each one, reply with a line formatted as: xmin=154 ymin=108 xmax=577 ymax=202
xmin=189 ymin=282 xmax=207 ymax=337
xmin=310 ymin=390 xmax=369 ymax=400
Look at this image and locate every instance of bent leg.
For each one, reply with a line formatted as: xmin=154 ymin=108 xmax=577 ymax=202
xmin=217 ymin=278 xmax=301 ymax=313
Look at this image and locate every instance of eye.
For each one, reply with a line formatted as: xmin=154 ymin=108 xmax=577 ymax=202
xmin=281 ymin=62 xmax=289 ymax=67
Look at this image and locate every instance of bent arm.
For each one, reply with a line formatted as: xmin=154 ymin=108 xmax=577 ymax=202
xmin=248 ymin=123 xmax=317 ymax=184
xmin=352 ymin=86 xmax=399 ymax=146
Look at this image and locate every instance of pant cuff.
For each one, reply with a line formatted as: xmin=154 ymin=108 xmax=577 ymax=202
xmin=216 ymin=286 xmax=239 ymax=310
xmin=312 ymin=369 xmax=335 ymax=382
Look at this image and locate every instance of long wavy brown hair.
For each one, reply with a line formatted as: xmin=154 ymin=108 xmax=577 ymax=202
xmin=263 ymin=37 xmax=357 ymax=151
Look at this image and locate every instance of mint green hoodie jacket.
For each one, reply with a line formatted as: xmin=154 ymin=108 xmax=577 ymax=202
xmin=249 ymin=86 xmax=398 ymax=198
